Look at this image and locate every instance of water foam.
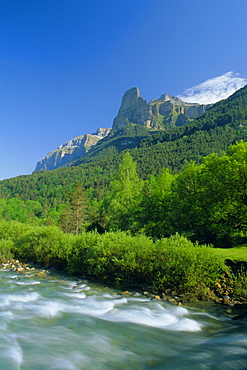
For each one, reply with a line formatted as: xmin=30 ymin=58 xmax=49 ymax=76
xmin=0 ymin=292 xmax=40 ymax=308
xmin=102 ymin=302 xmax=201 ymax=331
xmin=35 ymin=301 xmax=65 ymax=318
xmin=64 ymin=297 xmax=128 ymax=316
xmin=0 ymin=311 xmax=15 ymax=330
xmin=3 ymin=346 xmax=23 ymax=368
xmin=16 ymin=280 xmax=41 ymax=285
xmin=0 ymin=334 xmax=23 ymax=369
xmin=62 ymin=292 xmax=87 ymax=299
xmin=167 ymin=318 xmax=202 ymax=332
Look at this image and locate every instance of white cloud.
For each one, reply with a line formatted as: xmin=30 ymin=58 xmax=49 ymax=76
xmin=178 ymin=72 xmax=247 ymax=105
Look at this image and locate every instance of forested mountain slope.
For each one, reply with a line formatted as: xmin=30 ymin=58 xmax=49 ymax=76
xmin=72 ymin=84 xmax=247 ymax=172
xmin=1 ymin=84 xmax=247 ymax=206
xmin=34 ymin=87 xmax=211 ymax=172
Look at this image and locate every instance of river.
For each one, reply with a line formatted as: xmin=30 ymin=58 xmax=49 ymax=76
xmin=0 ymin=268 xmax=246 ymax=369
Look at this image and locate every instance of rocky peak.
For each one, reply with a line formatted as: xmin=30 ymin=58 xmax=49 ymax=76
xmin=34 ymin=86 xmax=213 ymax=173
xmin=112 ymin=87 xmax=212 ymax=131
xmin=34 ymin=128 xmax=111 ymax=172
xmin=92 ymin=127 xmax=112 ymax=138
xmin=121 ymin=87 xmax=141 ymax=107
xmin=112 ymin=87 xmax=155 ymax=130
xmin=150 ymin=93 xmax=181 ymax=104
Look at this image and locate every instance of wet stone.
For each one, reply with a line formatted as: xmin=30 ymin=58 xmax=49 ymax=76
xmin=37 ymin=272 xmax=47 ymax=277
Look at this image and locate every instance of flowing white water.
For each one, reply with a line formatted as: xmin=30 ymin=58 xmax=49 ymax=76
xmin=0 ymin=269 xmax=246 ymax=369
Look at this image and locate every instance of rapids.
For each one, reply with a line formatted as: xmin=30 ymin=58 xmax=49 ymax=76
xmin=0 ymin=269 xmax=246 ymax=369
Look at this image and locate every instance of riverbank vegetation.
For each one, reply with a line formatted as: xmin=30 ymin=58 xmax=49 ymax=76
xmin=0 ymin=221 xmax=237 ymax=300
xmin=1 ymin=142 xmax=247 ymax=246
xmin=0 ymin=219 xmax=246 ymax=302
xmin=0 ymin=141 xmax=247 ymax=302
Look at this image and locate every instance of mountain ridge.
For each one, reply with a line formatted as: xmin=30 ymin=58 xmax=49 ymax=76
xmin=112 ymin=87 xmax=212 ymax=131
xmin=34 ymin=127 xmax=111 ymax=171
xmin=34 ymin=87 xmax=212 ymax=171
xmin=1 ymin=84 xmax=247 ymax=207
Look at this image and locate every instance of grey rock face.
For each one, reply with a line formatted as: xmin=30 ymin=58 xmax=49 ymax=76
xmin=34 ymin=87 xmax=212 ymax=172
xmin=112 ymin=88 xmax=212 ymax=131
xmin=91 ymin=127 xmax=112 ymax=138
xmin=113 ymin=87 xmax=156 ymax=130
xmin=34 ymin=128 xmax=111 ymax=171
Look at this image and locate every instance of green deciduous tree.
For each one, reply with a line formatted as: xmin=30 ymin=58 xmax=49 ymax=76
xmin=172 ymin=141 xmax=247 ymax=246
xmin=138 ymin=169 xmax=175 ymax=238
xmin=102 ymin=152 xmax=143 ymax=231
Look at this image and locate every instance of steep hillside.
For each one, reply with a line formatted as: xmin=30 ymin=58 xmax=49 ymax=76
xmin=71 ymin=85 xmax=247 ymax=171
xmin=70 ymin=123 xmax=153 ymax=166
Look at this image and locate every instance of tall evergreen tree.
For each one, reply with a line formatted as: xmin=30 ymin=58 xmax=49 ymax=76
xmin=59 ymin=183 xmax=88 ymax=235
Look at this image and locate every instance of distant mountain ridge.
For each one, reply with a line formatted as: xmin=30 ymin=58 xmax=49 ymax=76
xmin=2 ymin=84 xmax=247 ymax=207
xmin=35 ymin=127 xmax=111 ymax=171
xmin=34 ymin=88 xmax=211 ymax=171
xmin=71 ymin=83 xmax=247 ymax=173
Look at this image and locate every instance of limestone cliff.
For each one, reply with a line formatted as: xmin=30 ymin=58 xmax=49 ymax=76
xmin=112 ymin=87 xmax=155 ymax=129
xmin=35 ymin=87 xmax=212 ymax=172
xmin=112 ymin=87 xmax=212 ymax=131
xmin=34 ymin=128 xmax=111 ymax=171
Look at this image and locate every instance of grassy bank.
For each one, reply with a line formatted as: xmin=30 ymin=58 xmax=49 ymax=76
xmin=0 ymin=221 xmax=246 ymax=302
xmin=213 ymin=246 xmax=247 ymax=262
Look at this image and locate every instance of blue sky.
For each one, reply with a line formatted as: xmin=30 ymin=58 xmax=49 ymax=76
xmin=1 ymin=0 xmax=247 ymax=180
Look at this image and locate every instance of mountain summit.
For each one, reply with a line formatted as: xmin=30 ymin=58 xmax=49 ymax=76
xmin=34 ymin=87 xmax=212 ymax=171
xmin=112 ymin=87 xmax=212 ymax=131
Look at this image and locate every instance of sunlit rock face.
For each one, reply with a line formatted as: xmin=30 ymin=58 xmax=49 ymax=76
xmin=112 ymin=87 xmax=155 ymax=130
xmin=112 ymin=87 xmax=212 ymax=131
xmin=34 ymin=128 xmax=111 ymax=171
xmin=34 ymin=87 xmax=211 ymax=172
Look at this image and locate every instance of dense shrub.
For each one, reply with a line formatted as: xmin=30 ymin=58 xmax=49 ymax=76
xmin=67 ymin=231 xmax=227 ymax=296
xmin=0 ymin=239 xmax=14 ymax=262
xmin=14 ymin=225 xmax=74 ymax=268
xmin=0 ymin=221 xmax=232 ymax=299
xmin=0 ymin=221 xmax=32 ymax=242
xmin=152 ymin=234 xmax=228 ymax=297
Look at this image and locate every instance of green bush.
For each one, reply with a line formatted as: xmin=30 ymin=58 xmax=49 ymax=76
xmin=67 ymin=231 xmax=228 ymax=297
xmin=0 ymin=239 xmax=14 ymax=262
xmin=0 ymin=220 xmax=32 ymax=242
xmin=152 ymin=234 xmax=228 ymax=297
xmin=67 ymin=231 xmax=156 ymax=286
xmin=84 ymin=232 xmax=155 ymax=286
xmin=14 ymin=225 xmax=73 ymax=268
xmin=0 ymin=221 xmax=237 ymax=300
xmin=66 ymin=231 xmax=100 ymax=275
xmin=231 ymin=267 xmax=247 ymax=300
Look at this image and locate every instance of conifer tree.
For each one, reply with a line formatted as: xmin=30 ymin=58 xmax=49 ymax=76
xmin=59 ymin=183 xmax=88 ymax=234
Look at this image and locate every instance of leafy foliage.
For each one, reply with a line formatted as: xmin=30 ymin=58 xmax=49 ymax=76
xmin=0 ymin=220 xmax=230 ymax=299
xmin=102 ymin=152 xmax=143 ymax=231
xmin=171 ymin=141 xmax=247 ymax=245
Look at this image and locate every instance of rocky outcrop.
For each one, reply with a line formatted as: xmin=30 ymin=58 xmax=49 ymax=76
xmin=112 ymin=87 xmax=155 ymax=129
xmin=34 ymin=128 xmax=111 ymax=171
xmin=112 ymin=87 xmax=212 ymax=131
xmin=34 ymin=88 xmax=212 ymax=172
